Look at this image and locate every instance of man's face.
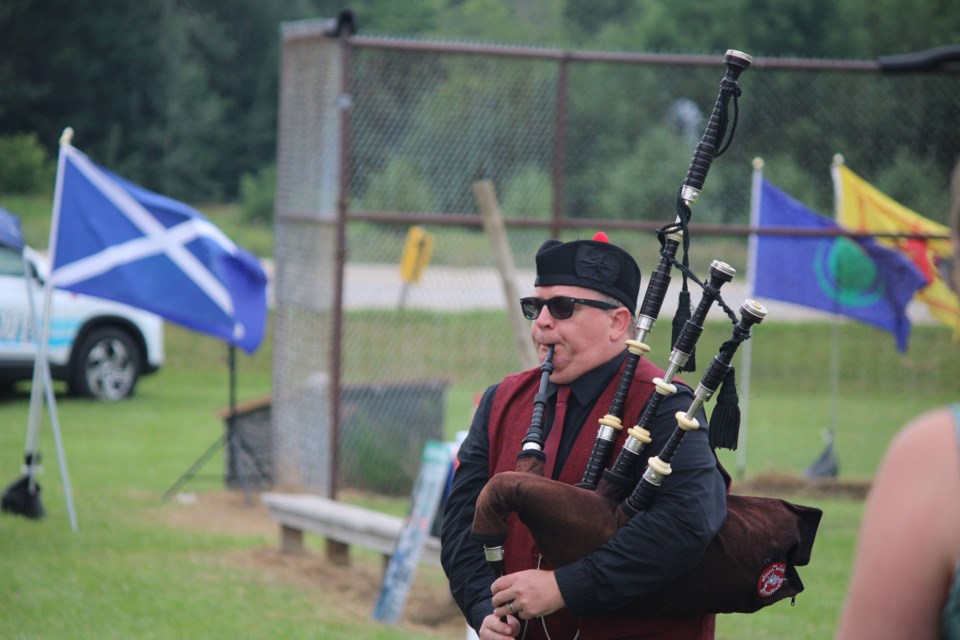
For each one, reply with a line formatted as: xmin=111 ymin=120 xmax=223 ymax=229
xmin=528 ymin=285 xmax=631 ymax=384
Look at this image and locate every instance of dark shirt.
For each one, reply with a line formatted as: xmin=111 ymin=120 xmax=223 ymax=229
xmin=440 ymin=351 xmax=728 ymax=631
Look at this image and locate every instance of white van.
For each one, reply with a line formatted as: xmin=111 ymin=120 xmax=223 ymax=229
xmin=0 ymin=245 xmax=164 ymax=400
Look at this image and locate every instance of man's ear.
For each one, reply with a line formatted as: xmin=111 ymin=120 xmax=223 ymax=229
xmin=609 ymin=306 xmax=632 ymax=341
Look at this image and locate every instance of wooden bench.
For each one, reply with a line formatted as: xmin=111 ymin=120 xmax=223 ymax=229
xmin=261 ymin=492 xmax=442 ymax=569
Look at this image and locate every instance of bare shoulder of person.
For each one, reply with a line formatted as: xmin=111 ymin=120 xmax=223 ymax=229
xmin=876 ymin=407 xmax=960 ymax=561
xmin=885 ymin=407 xmax=956 ymax=466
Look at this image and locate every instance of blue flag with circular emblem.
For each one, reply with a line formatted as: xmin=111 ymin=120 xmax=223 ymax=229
xmin=753 ymin=178 xmax=926 ymax=352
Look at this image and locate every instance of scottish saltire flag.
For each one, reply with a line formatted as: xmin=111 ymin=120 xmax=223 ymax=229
xmin=750 ymin=174 xmax=926 ymax=352
xmin=832 ymin=162 xmax=960 ymax=336
xmin=49 ymin=144 xmax=267 ymax=353
xmin=0 ymin=207 xmax=25 ymax=252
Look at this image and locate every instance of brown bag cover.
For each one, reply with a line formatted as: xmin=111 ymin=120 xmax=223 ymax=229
xmin=471 ymin=471 xmax=822 ymax=616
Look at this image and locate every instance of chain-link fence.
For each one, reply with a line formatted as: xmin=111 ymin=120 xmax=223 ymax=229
xmin=273 ymin=22 xmax=960 ymax=497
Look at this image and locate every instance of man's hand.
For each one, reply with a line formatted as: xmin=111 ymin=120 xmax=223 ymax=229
xmin=478 ymin=612 xmax=521 ymax=639
xmin=490 ymin=569 xmax=566 ymax=620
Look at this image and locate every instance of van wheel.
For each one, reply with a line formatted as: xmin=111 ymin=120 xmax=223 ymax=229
xmin=70 ymin=327 xmax=142 ymax=401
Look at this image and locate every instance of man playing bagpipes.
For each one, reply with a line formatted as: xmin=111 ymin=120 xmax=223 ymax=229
xmin=441 ymin=49 xmax=819 ymax=640
xmin=440 ymin=235 xmax=727 ymax=640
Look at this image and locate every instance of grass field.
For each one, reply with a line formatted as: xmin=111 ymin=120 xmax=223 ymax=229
xmin=2 ymin=313 xmax=955 ymax=639
xmin=0 ymin=322 xmax=464 ymax=640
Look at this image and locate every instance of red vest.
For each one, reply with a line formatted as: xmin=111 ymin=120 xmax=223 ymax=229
xmin=487 ymin=357 xmax=715 ymax=640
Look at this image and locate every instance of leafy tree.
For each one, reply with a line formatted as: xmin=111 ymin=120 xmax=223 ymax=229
xmin=875 ymin=148 xmax=951 ymax=223
xmin=389 ymin=54 xmax=557 ymax=213
xmin=0 ymin=0 xmax=323 ymax=201
xmin=594 ymin=126 xmax=707 ymax=221
xmin=855 ymin=0 xmax=960 ymax=56
xmin=501 ymin=166 xmax=553 ymax=219
xmin=353 ymin=157 xmax=436 ymax=213
xmin=348 ymin=0 xmax=445 ymax=36
xmin=0 ymin=133 xmax=53 ymax=194
xmin=239 ymin=164 xmax=277 ymax=225
xmin=2 ymin=0 xmax=958 ymax=205
xmin=0 ymin=1 xmax=168 ymax=180
xmin=436 ymin=0 xmax=566 ymax=46
xmin=563 ymin=0 xmax=633 ymax=40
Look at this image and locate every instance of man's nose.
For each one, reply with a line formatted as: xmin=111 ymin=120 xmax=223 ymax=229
xmin=535 ymin=306 xmax=554 ymax=325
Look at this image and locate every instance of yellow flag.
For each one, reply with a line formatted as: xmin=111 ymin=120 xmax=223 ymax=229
xmin=832 ymin=163 xmax=959 ymax=335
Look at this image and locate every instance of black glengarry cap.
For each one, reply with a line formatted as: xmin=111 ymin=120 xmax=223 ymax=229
xmin=534 ymin=232 xmax=641 ymax=312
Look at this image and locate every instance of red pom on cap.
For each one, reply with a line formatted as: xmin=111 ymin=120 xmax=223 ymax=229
xmin=593 ymin=231 xmax=609 ymax=243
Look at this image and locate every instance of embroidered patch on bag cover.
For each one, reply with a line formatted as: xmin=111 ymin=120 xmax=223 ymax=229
xmin=757 ymin=562 xmax=787 ymax=598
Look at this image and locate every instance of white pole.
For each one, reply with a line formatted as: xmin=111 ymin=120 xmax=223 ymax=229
xmin=829 ymin=322 xmax=839 ymax=434
xmin=737 ymin=157 xmax=764 ymax=480
xmin=26 ymin=127 xmax=79 ymax=530
xmin=22 ymin=251 xmax=45 ymax=493
xmin=24 ymin=256 xmax=77 ymax=531
xmin=827 ymin=154 xmax=847 ymax=445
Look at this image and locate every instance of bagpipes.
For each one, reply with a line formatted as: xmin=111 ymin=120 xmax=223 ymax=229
xmin=471 ymin=50 xmax=822 ymax=617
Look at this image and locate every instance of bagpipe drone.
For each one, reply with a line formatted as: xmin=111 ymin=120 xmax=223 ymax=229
xmin=471 ymin=50 xmax=822 ymax=617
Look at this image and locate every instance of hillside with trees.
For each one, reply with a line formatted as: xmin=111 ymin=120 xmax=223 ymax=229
xmin=1 ymin=0 xmax=957 ymax=203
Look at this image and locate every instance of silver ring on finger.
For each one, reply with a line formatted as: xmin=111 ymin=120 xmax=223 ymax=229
xmin=508 ymin=601 xmax=518 ymax=616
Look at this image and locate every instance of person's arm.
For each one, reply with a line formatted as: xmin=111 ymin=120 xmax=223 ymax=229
xmin=836 ymin=408 xmax=960 ymax=640
xmin=553 ymin=388 xmax=727 ymax=616
xmin=440 ymin=384 xmax=500 ymax=632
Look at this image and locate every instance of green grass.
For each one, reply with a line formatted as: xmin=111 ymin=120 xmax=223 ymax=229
xmin=0 ymin=321 xmax=453 ymax=640
xmin=1 ymin=192 xmax=53 ymax=248
xmin=3 ymin=316 xmax=950 ymax=640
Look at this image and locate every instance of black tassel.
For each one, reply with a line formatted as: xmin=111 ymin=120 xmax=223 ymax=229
xmin=708 ymin=366 xmax=740 ymax=450
xmin=671 ymin=288 xmax=694 ymax=371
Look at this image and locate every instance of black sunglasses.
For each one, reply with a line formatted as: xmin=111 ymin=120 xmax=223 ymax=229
xmin=520 ymin=296 xmax=620 ymax=320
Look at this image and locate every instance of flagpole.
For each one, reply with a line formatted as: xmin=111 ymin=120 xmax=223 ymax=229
xmin=23 ymin=268 xmax=45 ymax=492
xmin=21 ymin=249 xmax=47 ymax=517
xmin=29 ymin=127 xmax=79 ymax=531
xmin=24 ymin=260 xmax=77 ymax=531
xmin=825 ymin=153 xmax=847 ymax=463
xmin=738 ymin=157 xmax=764 ymax=481
xmin=830 ymin=154 xmax=845 ymax=218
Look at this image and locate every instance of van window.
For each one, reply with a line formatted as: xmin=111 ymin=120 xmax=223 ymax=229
xmin=0 ymin=247 xmax=25 ymax=277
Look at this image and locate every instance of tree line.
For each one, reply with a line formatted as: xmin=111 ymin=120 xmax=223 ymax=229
xmin=1 ymin=0 xmax=957 ymax=204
